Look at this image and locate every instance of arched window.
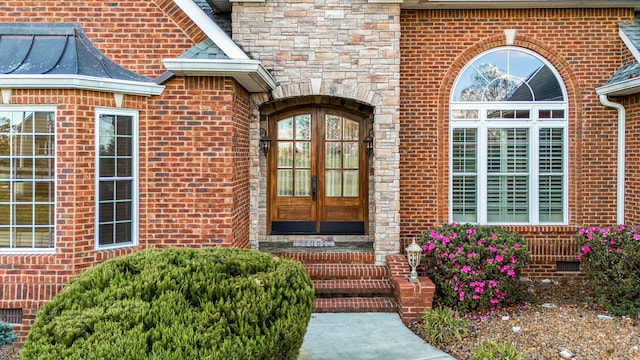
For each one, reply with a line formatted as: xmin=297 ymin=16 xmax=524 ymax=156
xmin=450 ymin=47 xmax=567 ymax=224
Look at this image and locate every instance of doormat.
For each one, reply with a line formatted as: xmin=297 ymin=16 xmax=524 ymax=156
xmin=292 ymin=239 xmax=336 ymax=247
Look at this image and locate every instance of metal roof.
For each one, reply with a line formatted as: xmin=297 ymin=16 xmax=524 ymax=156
xmin=0 ymin=22 xmax=152 ymax=83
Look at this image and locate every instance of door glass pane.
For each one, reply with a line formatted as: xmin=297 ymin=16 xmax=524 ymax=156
xmin=278 ymin=117 xmax=294 ymax=140
xmin=325 ymin=170 xmax=341 ymax=197
xmin=277 ymin=143 xmax=293 ymax=168
xmin=277 ymin=170 xmax=293 ymax=196
xmin=344 ymin=119 xmax=358 ymax=140
xmin=343 ymin=170 xmax=358 ymax=197
xmin=295 ymin=142 xmax=311 ymax=168
xmin=343 ymin=142 xmax=358 ymax=168
xmin=326 ymin=143 xmax=341 ymax=169
xmin=295 ymin=170 xmax=310 ymax=196
xmin=326 ymin=115 xmax=342 ymax=140
xmin=295 ymin=115 xmax=311 ymax=140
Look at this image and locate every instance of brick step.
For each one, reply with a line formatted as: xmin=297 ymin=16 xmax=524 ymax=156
xmin=314 ymin=297 xmax=397 ymax=313
xmin=313 ymin=279 xmax=393 ymax=297
xmin=271 ymin=251 xmax=375 ymax=264
xmin=304 ymin=264 xmax=388 ymax=280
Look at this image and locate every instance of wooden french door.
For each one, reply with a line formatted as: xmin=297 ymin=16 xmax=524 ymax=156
xmin=268 ymin=107 xmax=369 ymax=235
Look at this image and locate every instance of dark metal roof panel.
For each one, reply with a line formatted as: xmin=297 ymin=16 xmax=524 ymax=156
xmin=0 ymin=22 xmax=152 ymax=82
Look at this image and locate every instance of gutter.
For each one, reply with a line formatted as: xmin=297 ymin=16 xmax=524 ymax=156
xmin=598 ymin=95 xmax=626 ymax=225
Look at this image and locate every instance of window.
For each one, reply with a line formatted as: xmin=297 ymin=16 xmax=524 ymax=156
xmin=96 ymin=109 xmax=138 ymax=248
xmin=450 ymin=47 xmax=567 ymax=224
xmin=0 ymin=109 xmax=55 ymax=251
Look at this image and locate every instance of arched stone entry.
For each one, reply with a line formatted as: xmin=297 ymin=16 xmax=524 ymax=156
xmin=248 ymin=83 xmax=400 ymax=265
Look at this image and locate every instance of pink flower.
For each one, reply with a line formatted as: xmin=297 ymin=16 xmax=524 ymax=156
xmin=459 ymin=291 xmax=465 ymax=301
xmin=491 ymin=233 xmax=497 ymax=239
xmin=514 ymin=243 xmax=521 ymax=249
xmin=487 ymin=258 xmax=494 ymax=265
xmin=490 ymin=298 xmax=499 ymax=304
xmin=489 ymin=280 xmax=497 ymax=287
xmin=507 ymin=269 xmax=515 ymax=277
xmin=495 ymin=254 xmax=504 ymax=262
xmin=461 ymin=265 xmax=471 ymax=273
xmin=467 ymin=252 xmax=477 ymax=258
xmin=581 ymin=245 xmax=590 ymax=254
xmin=472 ymin=294 xmax=481 ymax=300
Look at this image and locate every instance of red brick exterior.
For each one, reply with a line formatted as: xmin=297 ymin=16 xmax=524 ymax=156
xmin=400 ymin=8 xmax=636 ymax=277
xmin=623 ymin=93 xmax=640 ymax=224
xmin=0 ymin=1 xmax=252 ymax=338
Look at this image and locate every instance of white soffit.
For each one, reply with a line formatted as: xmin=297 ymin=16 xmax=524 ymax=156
xmin=162 ymin=58 xmax=277 ymax=92
xmin=596 ymin=77 xmax=640 ymax=96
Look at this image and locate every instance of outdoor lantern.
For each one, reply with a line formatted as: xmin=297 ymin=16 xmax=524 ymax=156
xmin=363 ymin=129 xmax=374 ymax=157
xmin=405 ymin=238 xmax=421 ymax=283
xmin=259 ymin=128 xmax=271 ymax=156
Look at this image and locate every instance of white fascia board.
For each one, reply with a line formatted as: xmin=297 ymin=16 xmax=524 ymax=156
xmin=596 ymin=77 xmax=640 ymax=96
xmin=0 ymin=75 xmax=165 ymax=96
xmin=162 ymin=58 xmax=277 ymax=92
xmin=173 ymin=0 xmax=249 ymax=60
xmin=620 ymin=27 xmax=640 ymax=63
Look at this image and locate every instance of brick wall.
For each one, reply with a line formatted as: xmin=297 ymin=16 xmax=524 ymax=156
xmin=623 ymin=93 xmax=640 ymax=224
xmin=0 ymin=1 xmax=253 ymax=337
xmin=400 ymin=8 xmax=636 ymax=277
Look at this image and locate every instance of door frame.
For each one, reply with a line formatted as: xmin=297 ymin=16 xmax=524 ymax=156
xmin=266 ymin=105 xmax=371 ymax=235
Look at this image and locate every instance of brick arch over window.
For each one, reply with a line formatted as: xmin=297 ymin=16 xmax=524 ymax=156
xmin=436 ymin=37 xmax=582 ymax=226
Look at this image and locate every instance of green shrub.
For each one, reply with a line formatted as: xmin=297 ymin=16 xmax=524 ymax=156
xmin=420 ymin=306 xmax=469 ymax=347
xmin=576 ymin=225 xmax=640 ymax=318
xmin=471 ymin=340 xmax=524 ymax=360
xmin=20 ymin=247 xmax=314 ymax=360
xmin=0 ymin=321 xmax=16 ymax=346
xmin=419 ymin=223 xmax=530 ymax=313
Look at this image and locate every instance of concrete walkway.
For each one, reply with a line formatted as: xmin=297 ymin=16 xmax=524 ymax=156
xmin=298 ymin=313 xmax=455 ymax=360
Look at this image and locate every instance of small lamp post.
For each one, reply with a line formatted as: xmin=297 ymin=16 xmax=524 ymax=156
xmin=259 ymin=128 xmax=271 ymax=156
xmin=405 ymin=238 xmax=421 ymax=283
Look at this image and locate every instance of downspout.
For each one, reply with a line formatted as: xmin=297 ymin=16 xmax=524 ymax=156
xmin=599 ymin=95 xmax=626 ymax=225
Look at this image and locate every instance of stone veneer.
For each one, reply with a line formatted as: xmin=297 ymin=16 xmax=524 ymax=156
xmin=234 ymin=0 xmax=402 ymax=264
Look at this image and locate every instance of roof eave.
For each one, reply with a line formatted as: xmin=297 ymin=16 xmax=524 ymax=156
xmin=162 ymin=58 xmax=277 ymax=92
xmin=0 ymin=75 xmax=165 ymax=96
xmin=596 ymin=77 xmax=640 ymax=96
xmin=394 ymin=0 xmax=640 ymax=9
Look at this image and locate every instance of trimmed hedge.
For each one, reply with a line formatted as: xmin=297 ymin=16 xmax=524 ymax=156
xmin=21 ymin=247 xmax=314 ymax=360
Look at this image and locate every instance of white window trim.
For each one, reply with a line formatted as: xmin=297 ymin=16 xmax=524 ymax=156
xmin=94 ymin=107 xmax=139 ymax=250
xmin=449 ymin=47 xmax=569 ymax=226
xmin=0 ymin=105 xmax=57 ymax=254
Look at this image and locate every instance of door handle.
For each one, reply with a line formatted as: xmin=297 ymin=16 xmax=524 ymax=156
xmin=312 ymin=176 xmax=317 ymax=202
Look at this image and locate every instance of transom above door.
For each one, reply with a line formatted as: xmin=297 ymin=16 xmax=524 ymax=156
xmin=268 ymin=107 xmax=370 ymax=235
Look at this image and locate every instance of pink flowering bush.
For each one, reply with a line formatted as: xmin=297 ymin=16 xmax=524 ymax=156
xmin=419 ymin=223 xmax=530 ymax=314
xmin=576 ymin=225 xmax=640 ymax=318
